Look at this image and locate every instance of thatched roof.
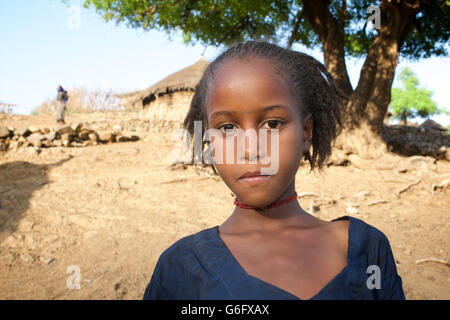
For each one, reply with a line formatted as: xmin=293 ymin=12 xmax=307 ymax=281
xmin=116 ymin=56 xmax=209 ymax=104
xmin=419 ymin=119 xmax=447 ymax=131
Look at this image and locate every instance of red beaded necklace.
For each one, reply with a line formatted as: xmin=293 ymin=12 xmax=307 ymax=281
xmin=234 ymin=191 xmax=298 ymax=211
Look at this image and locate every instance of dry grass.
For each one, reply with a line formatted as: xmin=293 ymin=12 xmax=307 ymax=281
xmin=33 ymin=87 xmax=123 ymax=115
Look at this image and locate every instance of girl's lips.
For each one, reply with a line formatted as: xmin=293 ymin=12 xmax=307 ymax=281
xmin=238 ymin=175 xmax=271 ymax=185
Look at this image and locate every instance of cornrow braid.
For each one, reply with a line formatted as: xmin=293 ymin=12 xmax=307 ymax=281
xmin=183 ymin=41 xmax=348 ymax=173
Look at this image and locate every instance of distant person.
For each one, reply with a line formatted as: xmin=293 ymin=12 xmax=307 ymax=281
xmin=56 ymin=85 xmax=68 ymax=125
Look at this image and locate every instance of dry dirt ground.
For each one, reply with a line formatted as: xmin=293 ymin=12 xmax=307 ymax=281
xmin=0 ymin=113 xmax=449 ymax=300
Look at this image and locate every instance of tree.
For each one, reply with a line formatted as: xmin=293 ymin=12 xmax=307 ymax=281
xmin=80 ymin=0 xmax=450 ymax=157
xmin=389 ymin=67 xmax=448 ymax=125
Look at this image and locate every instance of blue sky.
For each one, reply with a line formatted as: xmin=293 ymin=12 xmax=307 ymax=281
xmin=1 ymin=0 xmax=449 ymax=126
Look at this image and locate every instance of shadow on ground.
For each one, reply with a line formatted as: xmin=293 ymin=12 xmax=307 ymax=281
xmin=0 ymin=156 xmax=73 ymax=242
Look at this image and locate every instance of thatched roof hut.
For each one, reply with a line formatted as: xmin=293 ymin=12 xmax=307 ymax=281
xmin=117 ymin=57 xmax=209 ymax=118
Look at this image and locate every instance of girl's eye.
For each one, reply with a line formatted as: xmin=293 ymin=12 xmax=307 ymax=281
xmin=262 ymin=120 xmax=283 ymax=130
xmin=218 ymin=123 xmax=236 ymax=134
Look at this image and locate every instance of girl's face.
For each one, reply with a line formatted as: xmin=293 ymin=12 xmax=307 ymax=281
xmin=205 ymin=57 xmax=313 ymax=208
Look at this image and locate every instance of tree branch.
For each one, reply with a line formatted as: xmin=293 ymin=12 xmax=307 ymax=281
xmin=287 ymin=9 xmax=303 ymax=49
xmin=340 ymin=0 xmax=346 ymax=30
xmin=217 ymin=15 xmax=250 ymax=45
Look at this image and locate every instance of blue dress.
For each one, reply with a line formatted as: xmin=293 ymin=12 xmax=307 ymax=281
xmin=143 ymin=215 xmax=405 ymax=300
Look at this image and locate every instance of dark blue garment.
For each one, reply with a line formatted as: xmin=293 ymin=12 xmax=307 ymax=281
xmin=57 ymin=87 xmax=67 ymax=103
xmin=143 ymin=215 xmax=405 ymax=300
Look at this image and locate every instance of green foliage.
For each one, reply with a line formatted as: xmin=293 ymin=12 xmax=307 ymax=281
xmin=80 ymin=0 xmax=449 ymax=59
xmin=389 ymin=67 xmax=449 ymax=123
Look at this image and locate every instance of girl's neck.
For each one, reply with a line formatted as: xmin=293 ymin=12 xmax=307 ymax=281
xmin=222 ymin=184 xmax=320 ymax=234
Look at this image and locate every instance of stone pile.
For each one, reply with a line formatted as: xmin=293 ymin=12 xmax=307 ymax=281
xmin=86 ymin=118 xmax=183 ymax=133
xmin=382 ymin=121 xmax=450 ymax=161
xmin=0 ymin=123 xmax=139 ymax=153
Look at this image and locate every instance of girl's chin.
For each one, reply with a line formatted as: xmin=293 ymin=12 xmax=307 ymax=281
xmin=233 ymin=192 xmax=278 ymax=208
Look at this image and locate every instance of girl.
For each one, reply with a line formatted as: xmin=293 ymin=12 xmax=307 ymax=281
xmin=143 ymin=41 xmax=405 ymax=300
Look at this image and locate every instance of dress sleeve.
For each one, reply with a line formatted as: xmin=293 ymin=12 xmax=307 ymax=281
xmin=374 ymin=231 xmax=406 ymax=300
xmin=143 ymin=254 xmax=175 ymax=300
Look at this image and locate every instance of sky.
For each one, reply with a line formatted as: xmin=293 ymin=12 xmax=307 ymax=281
xmin=1 ymin=0 xmax=449 ymax=126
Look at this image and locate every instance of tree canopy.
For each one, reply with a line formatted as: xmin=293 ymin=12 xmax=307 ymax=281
xmin=389 ymin=67 xmax=449 ymax=124
xmin=78 ymin=0 xmax=450 ymax=156
xmin=81 ymin=0 xmax=449 ymax=60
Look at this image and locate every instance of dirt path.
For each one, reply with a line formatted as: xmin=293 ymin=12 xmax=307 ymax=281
xmin=0 ymin=114 xmax=449 ymax=299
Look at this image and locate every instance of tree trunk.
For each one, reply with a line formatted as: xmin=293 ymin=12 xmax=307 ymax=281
xmin=302 ymin=1 xmax=422 ymax=158
xmin=401 ymin=109 xmax=407 ymax=125
xmin=302 ymin=1 xmax=353 ymax=96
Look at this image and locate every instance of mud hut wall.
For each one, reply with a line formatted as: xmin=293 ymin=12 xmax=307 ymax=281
xmin=141 ymin=91 xmax=194 ymax=131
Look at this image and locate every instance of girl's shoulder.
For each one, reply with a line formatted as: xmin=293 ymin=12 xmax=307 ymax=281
xmin=334 ymin=215 xmax=397 ymax=266
xmin=157 ymin=226 xmax=219 ymax=264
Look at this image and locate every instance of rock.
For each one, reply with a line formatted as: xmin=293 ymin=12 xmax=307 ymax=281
xmin=28 ymin=126 xmax=40 ymax=133
xmin=408 ymin=155 xmax=437 ymax=170
xmin=117 ymin=135 xmax=131 ymax=142
xmin=0 ymin=126 xmax=11 ymax=138
xmin=41 ymin=127 xmax=50 ymax=134
xmin=19 ymin=253 xmax=35 ymax=264
xmin=9 ymin=140 xmax=20 ymax=151
xmin=130 ymin=135 xmax=139 ymax=142
xmin=14 ymin=128 xmax=31 ymax=137
xmin=44 ymin=132 xmax=57 ymax=141
xmin=326 ymin=149 xmax=350 ymax=166
xmin=27 ymin=132 xmax=45 ymax=143
xmin=112 ymin=124 xmax=123 ymax=132
xmin=72 ymin=141 xmax=87 ymax=147
xmin=53 ymin=139 xmax=62 ymax=147
xmin=345 ymin=203 xmax=359 ymax=215
xmin=18 ymin=136 xmax=27 ymax=143
xmin=71 ymin=123 xmax=82 ymax=132
xmin=98 ymin=131 xmax=116 ymax=143
xmin=88 ymin=133 xmax=98 ymax=142
xmin=62 ymin=140 xmax=71 ymax=147
xmin=41 ymin=140 xmax=53 ymax=148
xmin=33 ymin=140 xmax=42 ymax=148
xmin=56 ymin=125 xmax=75 ymax=135
xmin=60 ymin=133 xmax=73 ymax=145
xmin=0 ymin=142 xmax=8 ymax=152
xmin=78 ymin=130 xmax=92 ymax=140
xmin=39 ymin=256 xmax=55 ymax=265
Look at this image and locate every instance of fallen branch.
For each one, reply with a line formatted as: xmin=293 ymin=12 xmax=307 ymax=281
xmin=384 ymin=177 xmax=409 ymax=183
xmin=415 ymin=258 xmax=449 ymax=267
xmin=298 ymin=192 xmax=321 ymax=198
xmin=160 ymin=176 xmax=210 ymax=184
xmin=396 ymin=179 xmax=421 ymax=198
xmin=431 ymin=179 xmax=450 ymax=196
xmin=368 ymin=200 xmax=388 ymax=206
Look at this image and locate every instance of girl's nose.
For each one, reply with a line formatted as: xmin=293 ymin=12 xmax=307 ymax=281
xmin=237 ymin=128 xmax=268 ymax=163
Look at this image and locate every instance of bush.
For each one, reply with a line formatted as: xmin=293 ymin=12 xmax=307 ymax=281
xmin=33 ymin=86 xmax=124 ymax=114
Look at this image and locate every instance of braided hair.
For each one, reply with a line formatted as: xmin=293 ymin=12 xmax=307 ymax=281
xmin=184 ymin=41 xmax=347 ymax=173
